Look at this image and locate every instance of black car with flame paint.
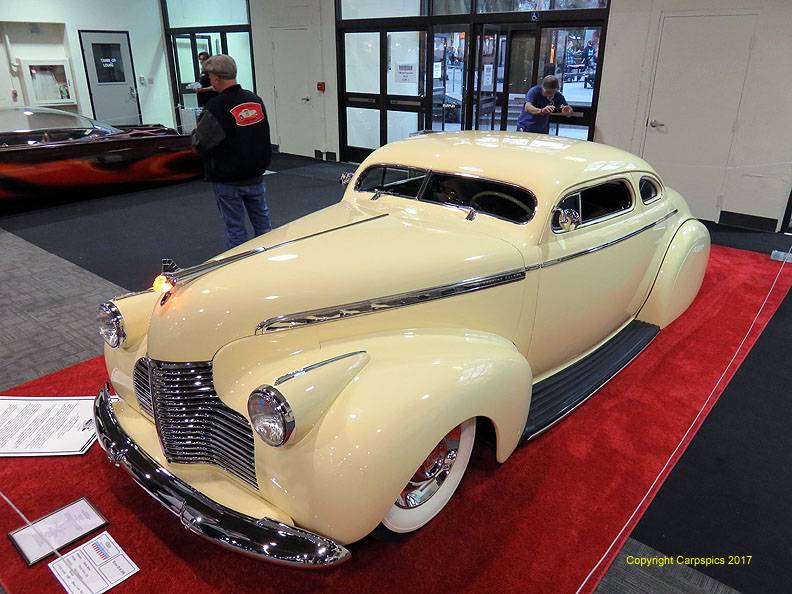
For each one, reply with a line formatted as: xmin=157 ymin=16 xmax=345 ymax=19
xmin=0 ymin=107 xmax=201 ymax=200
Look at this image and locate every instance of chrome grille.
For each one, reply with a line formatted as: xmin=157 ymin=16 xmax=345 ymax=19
xmin=147 ymin=359 xmax=258 ymax=490
xmin=132 ymin=358 xmax=154 ymax=417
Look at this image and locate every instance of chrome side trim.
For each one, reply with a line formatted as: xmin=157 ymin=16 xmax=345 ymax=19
xmin=164 ymin=214 xmax=389 ymax=285
xmin=253 ymin=210 xmax=678 ymax=334
xmin=542 ymin=209 xmax=678 ymax=268
xmin=93 ymin=386 xmax=350 ymax=567
xmin=274 ymin=351 xmax=367 ymax=386
xmin=256 ymin=268 xmax=526 ymax=333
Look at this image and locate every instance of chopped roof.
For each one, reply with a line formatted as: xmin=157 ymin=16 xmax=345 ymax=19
xmin=361 ymin=131 xmax=656 ymax=206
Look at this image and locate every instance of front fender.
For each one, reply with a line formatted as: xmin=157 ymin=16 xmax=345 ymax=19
xmin=212 ymin=328 xmax=532 ymax=544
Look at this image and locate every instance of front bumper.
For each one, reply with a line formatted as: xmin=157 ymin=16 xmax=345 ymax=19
xmin=93 ymin=385 xmax=351 ymax=567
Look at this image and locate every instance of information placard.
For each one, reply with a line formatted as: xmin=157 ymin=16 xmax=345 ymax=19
xmin=9 ymin=498 xmax=107 ymax=565
xmin=0 ymin=396 xmax=96 ymax=456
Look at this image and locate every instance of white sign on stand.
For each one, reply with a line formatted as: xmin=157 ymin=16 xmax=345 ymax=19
xmin=433 ymin=61 xmax=443 ymax=79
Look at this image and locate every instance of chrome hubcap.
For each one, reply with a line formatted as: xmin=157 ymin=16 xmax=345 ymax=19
xmin=395 ymin=425 xmax=462 ymax=509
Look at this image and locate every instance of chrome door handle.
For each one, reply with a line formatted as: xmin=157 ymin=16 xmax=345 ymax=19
xmin=649 ymin=119 xmax=665 ymax=128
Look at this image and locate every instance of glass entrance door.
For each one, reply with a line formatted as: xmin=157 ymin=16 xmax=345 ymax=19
xmin=473 ymin=25 xmax=503 ymax=130
xmin=169 ymin=29 xmax=255 ymax=131
xmin=472 ymin=23 xmax=601 ymax=140
xmin=535 ymin=25 xmax=601 ymax=139
xmin=337 ymin=14 xmax=606 ymax=159
xmin=341 ymin=29 xmax=429 ymax=161
xmin=505 ymin=29 xmax=537 ymax=131
xmin=431 ymin=28 xmax=467 ymax=131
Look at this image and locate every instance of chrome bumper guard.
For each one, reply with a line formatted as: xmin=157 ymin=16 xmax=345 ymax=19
xmin=93 ymin=386 xmax=351 ymax=567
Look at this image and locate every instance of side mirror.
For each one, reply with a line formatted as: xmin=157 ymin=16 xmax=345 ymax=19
xmin=339 ymin=172 xmax=354 ymax=186
xmin=556 ymin=208 xmax=581 ymax=232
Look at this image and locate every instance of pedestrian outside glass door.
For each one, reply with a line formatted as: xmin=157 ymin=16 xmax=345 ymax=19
xmin=475 ymin=24 xmax=601 ymax=140
xmin=536 ymin=26 xmax=601 ymax=139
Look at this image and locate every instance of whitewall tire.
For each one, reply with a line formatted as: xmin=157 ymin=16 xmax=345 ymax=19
xmin=381 ymin=418 xmax=476 ymax=534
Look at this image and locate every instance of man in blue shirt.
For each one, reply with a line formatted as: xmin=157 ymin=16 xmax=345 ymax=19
xmin=516 ymin=75 xmax=573 ymax=134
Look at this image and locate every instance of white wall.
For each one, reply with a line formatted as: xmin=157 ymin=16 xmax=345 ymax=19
xmin=596 ymin=0 xmax=792 ymax=229
xmin=0 ymin=0 xmax=174 ymax=128
xmin=165 ymin=0 xmax=248 ymax=28
xmin=249 ymin=0 xmax=339 ymax=157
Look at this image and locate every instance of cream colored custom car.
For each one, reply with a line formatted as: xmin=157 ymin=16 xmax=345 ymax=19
xmin=94 ymin=131 xmax=710 ymax=567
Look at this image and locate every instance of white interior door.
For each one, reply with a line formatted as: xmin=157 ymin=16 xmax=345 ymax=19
xmin=271 ymin=27 xmax=320 ymax=156
xmin=642 ymin=13 xmax=755 ymax=221
xmin=79 ymin=31 xmax=142 ymax=125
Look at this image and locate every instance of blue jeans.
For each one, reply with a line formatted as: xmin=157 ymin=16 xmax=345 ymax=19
xmin=213 ymin=180 xmax=272 ymax=248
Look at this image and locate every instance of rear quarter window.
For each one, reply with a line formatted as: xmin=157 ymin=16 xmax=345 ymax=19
xmin=639 ymin=176 xmax=662 ymax=204
xmin=553 ymin=179 xmax=633 ymax=230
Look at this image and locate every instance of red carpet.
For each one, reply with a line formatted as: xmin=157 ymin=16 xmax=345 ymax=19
xmin=1 ymin=245 xmax=790 ymax=594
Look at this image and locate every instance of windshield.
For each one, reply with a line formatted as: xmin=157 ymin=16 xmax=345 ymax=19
xmin=0 ymin=107 xmax=120 ymax=134
xmin=356 ymin=165 xmax=427 ymax=198
xmin=356 ymin=164 xmax=537 ymax=224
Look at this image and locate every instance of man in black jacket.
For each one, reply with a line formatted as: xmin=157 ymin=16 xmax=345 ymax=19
xmin=192 ymin=54 xmax=272 ymax=248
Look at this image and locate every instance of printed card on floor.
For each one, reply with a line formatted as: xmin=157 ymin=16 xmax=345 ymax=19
xmin=49 ymin=532 xmax=138 ymax=594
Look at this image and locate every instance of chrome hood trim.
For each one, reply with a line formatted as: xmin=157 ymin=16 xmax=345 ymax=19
xmin=256 ymin=268 xmax=526 ymax=333
xmin=93 ymin=386 xmax=351 ymax=567
xmin=163 ymin=214 xmax=389 ymax=285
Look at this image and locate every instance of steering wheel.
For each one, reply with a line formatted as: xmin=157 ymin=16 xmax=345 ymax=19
xmin=470 ymin=191 xmax=533 ymax=219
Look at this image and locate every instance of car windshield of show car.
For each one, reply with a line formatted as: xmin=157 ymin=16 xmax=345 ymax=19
xmin=356 ymin=164 xmax=537 ymax=224
xmin=0 ymin=106 xmax=121 ymax=148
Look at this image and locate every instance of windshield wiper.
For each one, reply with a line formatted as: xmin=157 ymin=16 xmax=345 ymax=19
xmin=371 ymin=188 xmax=405 ymax=201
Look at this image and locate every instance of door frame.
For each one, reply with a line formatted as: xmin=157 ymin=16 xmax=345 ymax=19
xmin=637 ymin=8 xmax=757 ymax=157
xmin=158 ymin=0 xmax=255 ymax=132
xmin=339 ymin=27 xmax=432 ymax=164
xmin=78 ymin=30 xmax=142 ymax=123
xmin=335 ymin=2 xmax=611 ymax=162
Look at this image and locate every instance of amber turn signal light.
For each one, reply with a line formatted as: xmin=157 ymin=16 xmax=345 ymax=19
xmin=152 ymin=274 xmax=174 ymax=293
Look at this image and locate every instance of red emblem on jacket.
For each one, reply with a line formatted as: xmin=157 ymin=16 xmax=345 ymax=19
xmin=230 ymin=102 xmax=264 ymax=126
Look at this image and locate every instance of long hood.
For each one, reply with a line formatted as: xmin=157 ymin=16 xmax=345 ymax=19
xmin=146 ymin=203 xmax=524 ymax=362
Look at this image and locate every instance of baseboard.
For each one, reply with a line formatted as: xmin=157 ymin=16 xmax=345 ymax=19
xmin=718 ymin=210 xmax=777 ymax=233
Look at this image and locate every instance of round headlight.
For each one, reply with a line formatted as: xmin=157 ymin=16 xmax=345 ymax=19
xmin=248 ymin=386 xmax=295 ymax=447
xmin=97 ymin=302 xmax=125 ymax=348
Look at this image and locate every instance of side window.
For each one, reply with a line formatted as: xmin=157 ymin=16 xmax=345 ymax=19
xmin=639 ymin=176 xmax=661 ymax=203
xmin=553 ymin=179 xmax=633 ymax=231
xmin=579 ymin=180 xmax=632 ymax=222
xmin=356 ymin=166 xmax=426 ymax=198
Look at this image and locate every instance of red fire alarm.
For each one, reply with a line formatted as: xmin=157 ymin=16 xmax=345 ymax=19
xmin=317 ymin=81 xmax=326 ymax=93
